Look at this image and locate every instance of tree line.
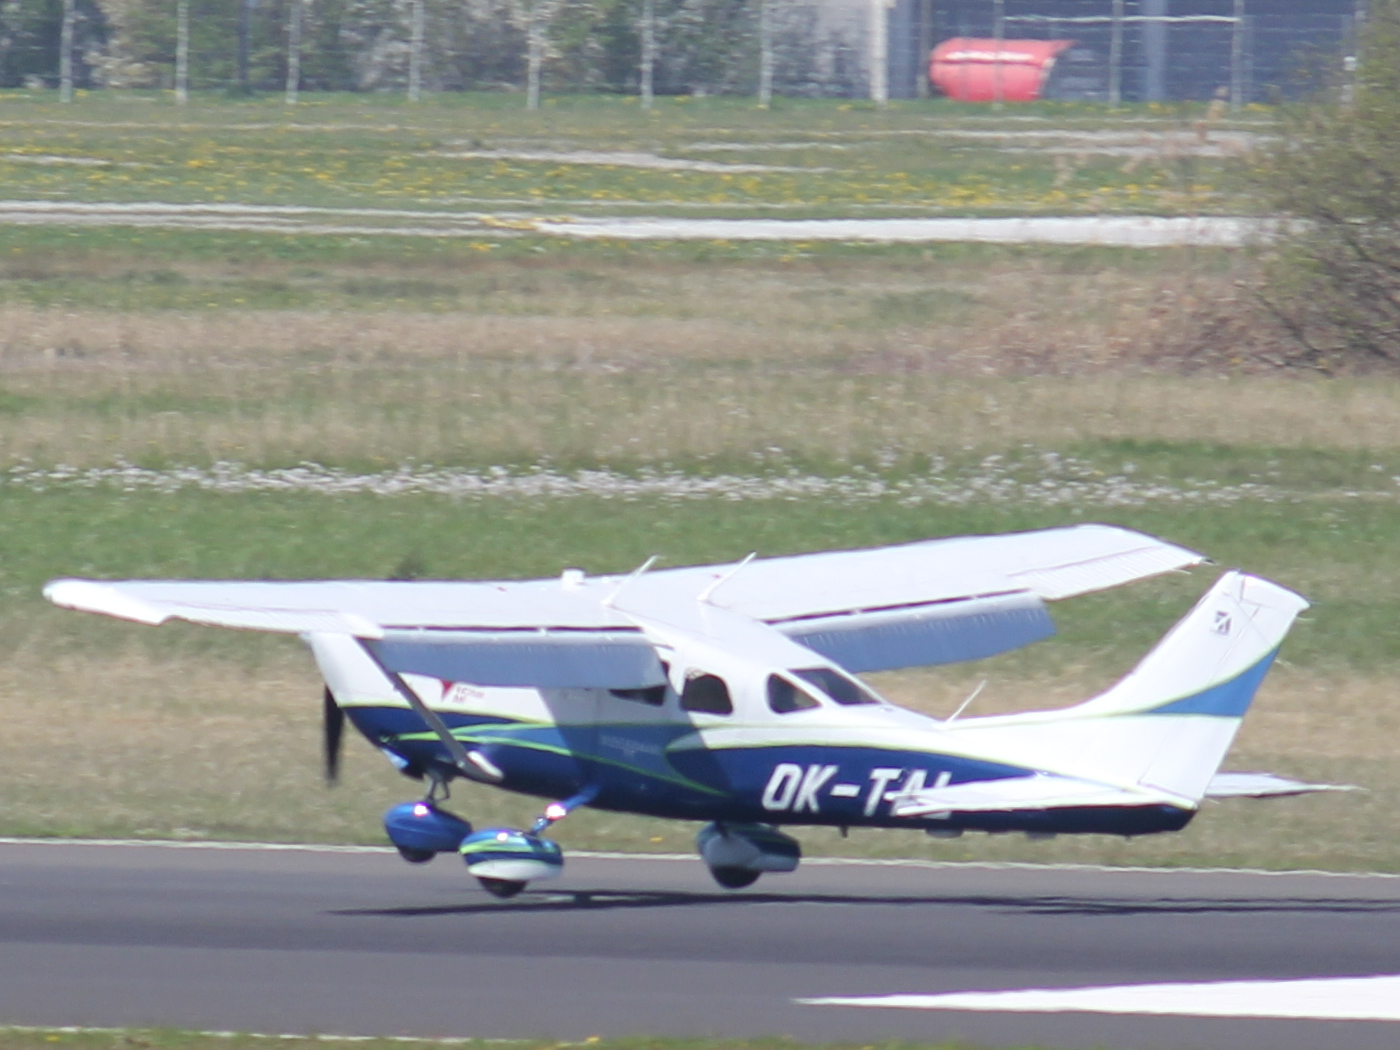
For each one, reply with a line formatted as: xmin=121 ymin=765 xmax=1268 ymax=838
xmin=0 ymin=0 xmax=866 ymax=97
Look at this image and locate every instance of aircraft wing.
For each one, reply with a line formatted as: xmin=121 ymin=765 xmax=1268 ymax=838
xmin=44 ymin=524 xmax=1203 ymax=683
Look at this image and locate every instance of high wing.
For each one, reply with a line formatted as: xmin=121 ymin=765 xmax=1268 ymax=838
xmin=45 ymin=524 xmax=1204 ymax=685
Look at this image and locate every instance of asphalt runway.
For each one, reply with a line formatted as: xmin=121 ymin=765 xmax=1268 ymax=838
xmin=1 ymin=841 xmax=1398 ymax=1050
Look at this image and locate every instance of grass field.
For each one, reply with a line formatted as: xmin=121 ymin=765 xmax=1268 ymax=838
xmin=0 ymin=91 xmax=1262 ymax=217
xmin=0 ymin=93 xmax=1396 ymax=873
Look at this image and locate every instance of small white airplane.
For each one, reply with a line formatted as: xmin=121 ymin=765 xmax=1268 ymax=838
xmin=45 ymin=524 xmax=1341 ymax=897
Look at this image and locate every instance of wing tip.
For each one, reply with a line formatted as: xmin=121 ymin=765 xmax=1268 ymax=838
xmin=43 ymin=579 xmax=168 ymax=626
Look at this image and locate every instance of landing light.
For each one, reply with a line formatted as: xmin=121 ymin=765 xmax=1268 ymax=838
xmin=544 ymin=803 xmax=568 ymax=821
xmin=412 ymin=803 xmax=430 ymax=817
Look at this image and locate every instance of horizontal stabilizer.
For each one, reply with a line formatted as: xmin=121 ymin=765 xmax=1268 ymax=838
xmin=1205 ymin=771 xmax=1358 ymax=799
xmin=888 ymin=772 xmax=1164 ymax=818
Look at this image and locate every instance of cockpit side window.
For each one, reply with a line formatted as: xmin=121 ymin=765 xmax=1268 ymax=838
xmin=681 ymin=673 xmax=733 ymax=715
xmin=793 ymin=667 xmax=881 ymax=705
xmin=767 ymin=674 xmax=821 ymax=714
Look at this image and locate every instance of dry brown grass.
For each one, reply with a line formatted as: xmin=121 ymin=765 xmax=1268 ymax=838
xmin=0 ymin=291 xmax=1396 ymax=468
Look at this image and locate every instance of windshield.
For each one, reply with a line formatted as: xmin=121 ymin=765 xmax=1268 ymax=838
xmin=793 ymin=667 xmax=881 ymax=706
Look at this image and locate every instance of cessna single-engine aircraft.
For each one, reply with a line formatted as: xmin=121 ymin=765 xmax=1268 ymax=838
xmin=46 ymin=525 xmax=1336 ymax=897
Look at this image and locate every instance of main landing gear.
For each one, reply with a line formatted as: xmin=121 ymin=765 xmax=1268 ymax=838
xmin=696 ymin=822 xmax=801 ymax=890
xmin=382 ymin=780 xmax=595 ymax=899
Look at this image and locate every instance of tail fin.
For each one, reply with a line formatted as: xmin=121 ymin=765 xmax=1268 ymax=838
xmin=1067 ymin=570 xmax=1308 ymax=721
xmin=949 ymin=571 xmax=1308 ymax=805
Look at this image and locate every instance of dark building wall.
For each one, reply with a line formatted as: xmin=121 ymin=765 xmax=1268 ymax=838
xmin=902 ymin=0 xmax=1361 ymax=101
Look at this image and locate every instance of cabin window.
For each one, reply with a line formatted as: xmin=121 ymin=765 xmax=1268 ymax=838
xmin=681 ymin=673 xmax=732 ymax=715
xmin=609 ymin=685 xmax=667 ymax=706
xmin=767 ymin=674 xmax=821 ymax=714
xmin=793 ymin=667 xmax=880 ymax=706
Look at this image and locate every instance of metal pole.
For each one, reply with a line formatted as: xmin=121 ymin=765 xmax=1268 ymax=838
xmin=237 ymin=0 xmax=252 ymax=93
xmin=991 ymin=0 xmax=1003 ymax=109
xmin=1108 ymin=0 xmax=1122 ymax=107
xmin=758 ymin=0 xmax=773 ymax=106
xmin=640 ymin=0 xmax=654 ymax=108
xmin=58 ymin=0 xmax=74 ymax=102
xmin=286 ymin=0 xmax=302 ymax=104
xmin=1141 ymin=0 xmax=1166 ymax=102
xmin=526 ymin=1 xmax=542 ymax=109
xmin=175 ymin=0 xmax=189 ymax=103
xmin=408 ymin=0 xmax=423 ymax=101
xmin=916 ymin=0 xmax=931 ymax=98
xmin=1229 ymin=0 xmax=1244 ymax=109
xmin=869 ymin=0 xmax=887 ymax=104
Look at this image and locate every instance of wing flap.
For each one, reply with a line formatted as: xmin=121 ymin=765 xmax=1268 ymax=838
xmin=368 ymin=629 xmax=665 ymax=689
xmin=780 ymin=591 xmax=1055 ymax=673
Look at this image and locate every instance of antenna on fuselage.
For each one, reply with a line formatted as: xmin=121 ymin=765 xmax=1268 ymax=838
xmin=946 ymin=679 xmax=987 ymax=724
xmin=603 ymin=554 xmax=659 ymax=609
xmin=697 ymin=551 xmax=756 ymax=605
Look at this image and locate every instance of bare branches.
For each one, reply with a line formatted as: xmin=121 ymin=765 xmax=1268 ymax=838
xmin=1254 ymin=1 xmax=1400 ymax=371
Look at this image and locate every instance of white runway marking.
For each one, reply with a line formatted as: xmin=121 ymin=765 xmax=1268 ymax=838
xmin=0 ymin=200 xmax=1263 ymax=246
xmin=801 ymin=975 xmax=1400 ymax=1021
xmin=535 ymin=215 xmax=1262 ymax=247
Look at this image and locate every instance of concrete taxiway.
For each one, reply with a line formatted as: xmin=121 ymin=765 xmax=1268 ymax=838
xmin=0 ymin=841 xmax=1397 ymax=1050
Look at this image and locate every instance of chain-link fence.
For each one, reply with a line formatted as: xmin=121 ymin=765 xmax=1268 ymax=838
xmin=0 ymin=0 xmax=1365 ymax=101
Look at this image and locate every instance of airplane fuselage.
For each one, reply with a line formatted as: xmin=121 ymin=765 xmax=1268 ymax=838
xmin=345 ymin=690 xmax=1196 ymax=838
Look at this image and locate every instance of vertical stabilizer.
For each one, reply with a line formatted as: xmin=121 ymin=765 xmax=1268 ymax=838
xmin=947 ymin=572 xmax=1308 ymax=805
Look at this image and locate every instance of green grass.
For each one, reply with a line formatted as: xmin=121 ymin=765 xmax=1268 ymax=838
xmin=3 ymin=485 xmax=1397 ymax=672
xmin=0 ymin=90 xmax=1263 ymax=217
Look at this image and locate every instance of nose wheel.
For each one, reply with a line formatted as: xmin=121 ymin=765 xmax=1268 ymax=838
xmin=459 ymin=786 xmax=598 ymax=897
xmin=477 ymin=877 xmax=527 ymax=899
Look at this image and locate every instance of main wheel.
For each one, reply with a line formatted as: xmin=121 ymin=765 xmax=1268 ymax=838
xmin=478 ymin=876 xmax=527 ymax=898
xmin=397 ymin=846 xmax=436 ymax=864
xmin=709 ymin=866 xmax=760 ymax=890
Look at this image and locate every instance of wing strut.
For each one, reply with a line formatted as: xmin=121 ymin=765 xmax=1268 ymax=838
xmin=356 ymin=640 xmax=504 ymax=785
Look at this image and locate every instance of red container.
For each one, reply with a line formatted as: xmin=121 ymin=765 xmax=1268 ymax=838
xmin=930 ymin=37 xmax=1077 ymax=102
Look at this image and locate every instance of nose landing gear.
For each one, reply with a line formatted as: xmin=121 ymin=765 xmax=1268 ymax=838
xmin=457 ymin=786 xmax=599 ymax=898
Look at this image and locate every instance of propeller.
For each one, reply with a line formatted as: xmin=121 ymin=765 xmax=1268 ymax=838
xmin=323 ymin=687 xmax=345 ymax=783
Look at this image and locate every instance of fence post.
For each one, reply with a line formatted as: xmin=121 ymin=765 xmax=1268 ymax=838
xmin=526 ymin=0 xmax=542 ymax=109
xmin=59 ymin=0 xmax=74 ymax=102
xmin=640 ymin=0 xmax=654 ymax=109
xmin=916 ymin=0 xmax=931 ymax=98
xmin=286 ymin=0 xmax=303 ymax=104
xmin=237 ymin=0 xmax=252 ymax=92
xmin=869 ymin=0 xmax=887 ymax=104
xmin=408 ymin=0 xmax=424 ymax=101
xmin=175 ymin=0 xmax=189 ymax=103
xmin=758 ymin=0 xmax=773 ymax=106
xmin=991 ymin=0 xmax=1003 ymax=109
xmin=1229 ymin=0 xmax=1244 ymax=109
xmin=1108 ymin=0 xmax=1122 ymax=107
